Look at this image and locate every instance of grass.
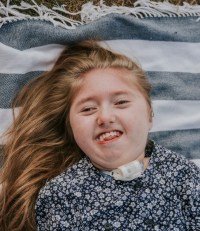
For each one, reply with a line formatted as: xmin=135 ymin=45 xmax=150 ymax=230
xmin=1 ymin=0 xmax=199 ymax=21
xmin=1 ymin=0 xmax=200 ymax=14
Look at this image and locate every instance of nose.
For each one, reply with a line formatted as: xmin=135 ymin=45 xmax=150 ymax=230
xmin=96 ymin=108 xmax=116 ymax=126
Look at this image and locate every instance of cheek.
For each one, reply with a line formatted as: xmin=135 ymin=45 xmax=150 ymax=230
xmin=70 ymin=123 xmax=85 ymax=150
xmin=69 ymin=113 xmax=80 ymax=142
xmin=71 ymin=122 xmax=93 ymax=156
xmin=128 ymin=106 xmax=152 ymax=131
xmin=70 ymin=115 xmax=92 ymax=143
xmin=70 ymin=118 xmax=82 ymax=137
xmin=141 ymin=111 xmax=152 ymax=130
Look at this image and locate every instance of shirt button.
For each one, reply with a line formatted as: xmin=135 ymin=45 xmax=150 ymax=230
xmin=132 ymin=181 xmax=143 ymax=190
xmin=104 ymin=222 xmax=113 ymax=230
xmin=144 ymin=219 xmax=156 ymax=228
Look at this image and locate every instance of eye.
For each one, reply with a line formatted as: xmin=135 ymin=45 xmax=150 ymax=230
xmin=114 ymin=99 xmax=131 ymax=109
xmin=82 ymin=107 xmax=94 ymax=112
xmin=115 ymin=100 xmax=130 ymax=105
xmin=80 ymin=106 xmax=97 ymax=114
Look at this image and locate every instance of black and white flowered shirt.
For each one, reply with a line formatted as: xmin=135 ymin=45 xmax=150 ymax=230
xmin=35 ymin=143 xmax=200 ymax=231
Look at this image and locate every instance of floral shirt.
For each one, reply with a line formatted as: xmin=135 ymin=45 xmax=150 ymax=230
xmin=35 ymin=143 xmax=200 ymax=231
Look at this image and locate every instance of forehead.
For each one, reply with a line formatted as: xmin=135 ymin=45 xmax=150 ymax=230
xmin=71 ymin=68 xmax=143 ymax=102
xmin=80 ymin=68 xmax=138 ymax=90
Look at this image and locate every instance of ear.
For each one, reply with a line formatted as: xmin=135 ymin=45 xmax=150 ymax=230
xmin=148 ymin=109 xmax=154 ymax=130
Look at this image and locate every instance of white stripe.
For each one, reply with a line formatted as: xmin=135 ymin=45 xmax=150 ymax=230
xmin=1 ymin=40 xmax=200 ymax=74
xmin=0 ymin=108 xmax=20 ymax=144
xmin=0 ymin=42 xmax=65 ymax=74
xmin=101 ymin=40 xmax=200 ymax=73
xmin=192 ymin=159 xmax=200 ymax=168
xmin=0 ymin=108 xmax=14 ymax=133
xmin=0 ymin=100 xmax=200 ymax=144
xmin=151 ymin=100 xmax=200 ymax=132
xmin=0 ymin=108 xmax=12 ymax=144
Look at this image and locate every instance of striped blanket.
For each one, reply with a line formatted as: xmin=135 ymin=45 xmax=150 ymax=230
xmin=0 ymin=0 xmax=200 ymax=167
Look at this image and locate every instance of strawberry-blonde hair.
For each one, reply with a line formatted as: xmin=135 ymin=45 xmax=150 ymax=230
xmin=0 ymin=40 xmax=152 ymax=230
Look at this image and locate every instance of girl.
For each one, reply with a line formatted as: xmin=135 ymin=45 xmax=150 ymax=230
xmin=0 ymin=41 xmax=199 ymax=230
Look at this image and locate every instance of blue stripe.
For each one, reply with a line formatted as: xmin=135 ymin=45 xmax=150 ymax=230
xmin=147 ymin=71 xmax=200 ymax=100
xmin=0 ymin=72 xmax=43 ymax=108
xmin=150 ymin=129 xmax=200 ymax=159
xmin=0 ymin=16 xmax=200 ymax=50
xmin=1 ymin=71 xmax=200 ymax=108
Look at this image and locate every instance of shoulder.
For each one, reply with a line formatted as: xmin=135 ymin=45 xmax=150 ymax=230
xmin=150 ymin=144 xmax=200 ymax=228
xmin=35 ymin=157 xmax=97 ymax=228
xmin=37 ymin=157 xmax=96 ymax=200
xmin=153 ymin=143 xmax=199 ymax=171
xmin=147 ymin=143 xmax=200 ymax=207
xmin=150 ymin=142 xmax=200 ymax=185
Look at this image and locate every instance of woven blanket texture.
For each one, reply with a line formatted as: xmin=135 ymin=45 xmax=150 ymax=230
xmin=0 ymin=0 xmax=200 ymax=167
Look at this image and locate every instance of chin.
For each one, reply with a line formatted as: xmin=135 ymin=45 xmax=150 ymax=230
xmin=92 ymin=160 xmax=117 ymax=171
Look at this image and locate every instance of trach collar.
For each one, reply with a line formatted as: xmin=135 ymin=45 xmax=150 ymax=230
xmin=103 ymin=159 xmax=144 ymax=181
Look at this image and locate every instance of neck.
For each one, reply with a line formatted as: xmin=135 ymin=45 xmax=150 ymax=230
xmin=102 ymin=157 xmax=150 ymax=181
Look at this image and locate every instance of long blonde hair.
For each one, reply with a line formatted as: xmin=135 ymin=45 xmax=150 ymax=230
xmin=0 ymin=40 xmax=152 ymax=230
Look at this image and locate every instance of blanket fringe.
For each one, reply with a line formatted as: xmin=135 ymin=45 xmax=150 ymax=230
xmin=81 ymin=0 xmax=200 ymax=22
xmin=1 ymin=0 xmax=200 ymax=29
xmin=0 ymin=0 xmax=83 ymax=28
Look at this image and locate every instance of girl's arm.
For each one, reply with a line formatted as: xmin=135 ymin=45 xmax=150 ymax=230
xmin=183 ymin=163 xmax=200 ymax=230
xmin=35 ymin=181 xmax=78 ymax=230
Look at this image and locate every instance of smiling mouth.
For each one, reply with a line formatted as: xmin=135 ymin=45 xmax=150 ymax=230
xmin=96 ymin=130 xmax=122 ymax=143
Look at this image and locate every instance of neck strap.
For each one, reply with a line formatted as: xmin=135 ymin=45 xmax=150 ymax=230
xmin=103 ymin=159 xmax=144 ymax=181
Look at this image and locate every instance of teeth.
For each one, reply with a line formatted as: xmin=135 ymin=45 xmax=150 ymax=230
xmin=98 ymin=131 xmax=120 ymax=141
xmin=100 ymin=136 xmax=104 ymax=141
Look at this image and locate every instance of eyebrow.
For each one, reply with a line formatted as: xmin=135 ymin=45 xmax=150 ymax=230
xmin=75 ymin=90 xmax=134 ymax=107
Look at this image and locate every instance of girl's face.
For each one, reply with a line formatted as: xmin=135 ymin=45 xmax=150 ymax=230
xmin=69 ymin=68 xmax=152 ymax=170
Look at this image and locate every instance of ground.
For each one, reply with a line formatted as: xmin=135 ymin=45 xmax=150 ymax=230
xmin=1 ymin=0 xmax=200 ymax=15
